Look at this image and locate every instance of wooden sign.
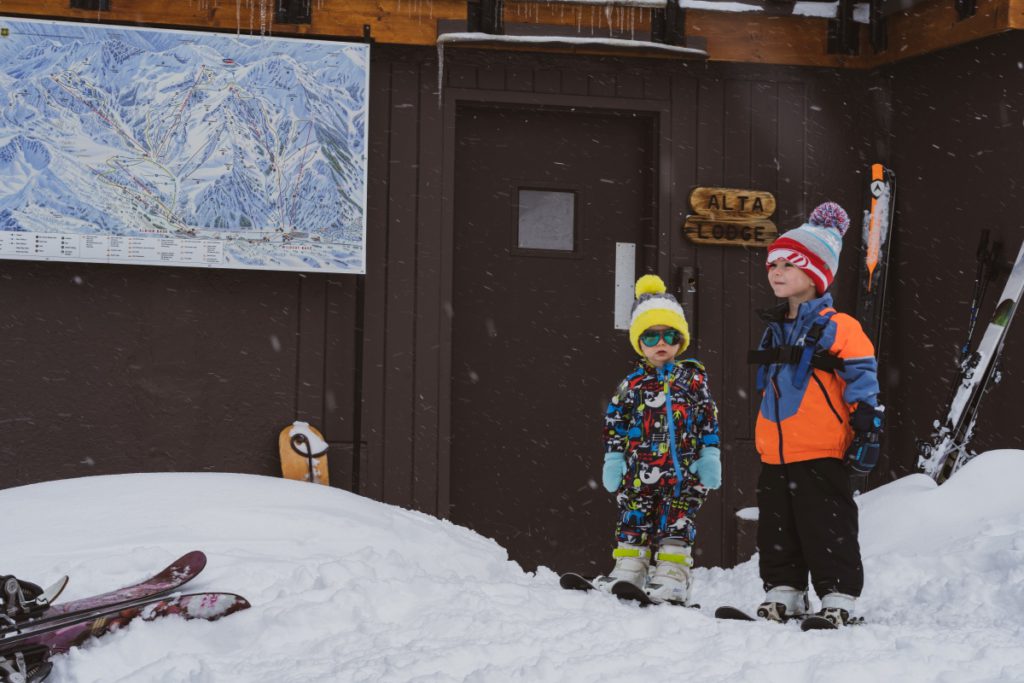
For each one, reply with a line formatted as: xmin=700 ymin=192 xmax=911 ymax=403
xmin=684 ymin=217 xmax=778 ymax=248
xmin=688 ymin=187 xmax=776 ymax=219
xmin=685 ymin=186 xmax=777 ymax=248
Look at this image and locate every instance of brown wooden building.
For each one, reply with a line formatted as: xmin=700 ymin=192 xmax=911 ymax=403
xmin=1 ymin=0 xmax=1023 ymax=575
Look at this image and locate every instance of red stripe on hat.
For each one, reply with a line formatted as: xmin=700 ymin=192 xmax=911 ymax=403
xmin=766 ymin=237 xmax=833 ymax=294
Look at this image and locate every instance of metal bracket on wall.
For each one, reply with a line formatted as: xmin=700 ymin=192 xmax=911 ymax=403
xmin=651 ymin=4 xmax=686 ymax=46
xmin=467 ymin=0 xmax=505 ymax=34
xmin=69 ymin=0 xmax=109 ymax=9
xmin=827 ymin=0 xmax=860 ymax=55
xmin=275 ymin=0 xmax=313 ymax=25
xmin=954 ymin=0 xmax=977 ymax=19
xmin=675 ymin=265 xmax=697 ymax=346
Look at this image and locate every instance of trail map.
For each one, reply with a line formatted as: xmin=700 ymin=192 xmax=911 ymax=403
xmin=0 ymin=17 xmax=368 ymax=274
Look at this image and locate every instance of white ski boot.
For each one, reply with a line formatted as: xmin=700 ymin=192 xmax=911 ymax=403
xmin=756 ymin=586 xmax=810 ymax=622
xmin=592 ymin=543 xmax=650 ymax=592
xmin=645 ymin=541 xmax=693 ymax=605
xmin=816 ymin=592 xmax=856 ymax=626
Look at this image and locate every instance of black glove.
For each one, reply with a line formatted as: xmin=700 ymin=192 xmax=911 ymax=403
xmin=845 ymin=403 xmax=884 ymax=475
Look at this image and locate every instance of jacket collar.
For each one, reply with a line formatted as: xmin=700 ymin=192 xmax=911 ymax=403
xmin=758 ymin=292 xmax=834 ymax=324
xmin=636 ymin=358 xmax=681 ymax=378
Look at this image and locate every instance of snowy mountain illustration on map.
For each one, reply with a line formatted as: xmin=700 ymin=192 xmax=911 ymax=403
xmin=0 ymin=17 xmax=368 ymax=274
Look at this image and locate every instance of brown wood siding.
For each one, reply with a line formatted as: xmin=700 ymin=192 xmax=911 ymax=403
xmin=885 ymin=32 xmax=1024 ymax=481
xmin=0 ymin=262 xmax=361 ymax=487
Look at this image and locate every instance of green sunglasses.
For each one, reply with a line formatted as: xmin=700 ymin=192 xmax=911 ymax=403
xmin=639 ymin=328 xmax=683 ymax=347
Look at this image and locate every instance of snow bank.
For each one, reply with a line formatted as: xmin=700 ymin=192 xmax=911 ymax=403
xmin=1 ymin=450 xmax=1023 ymax=682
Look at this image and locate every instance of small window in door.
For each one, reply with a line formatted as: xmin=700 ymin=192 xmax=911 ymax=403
xmin=515 ymin=189 xmax=576 ymax=253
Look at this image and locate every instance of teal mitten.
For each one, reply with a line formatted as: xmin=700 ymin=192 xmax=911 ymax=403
xmin=602 ymin=452 xmax=626 ymax=492
xmin=688 ymin=447 xmax=722 ymax=489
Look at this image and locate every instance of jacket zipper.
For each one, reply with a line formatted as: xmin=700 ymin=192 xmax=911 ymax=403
xmin=659 ymin=366 xmax=683 ymax=496
xmin=810 ymin=372 xmax=844 ymax=424
xmin=771 ymin=372 xmax=785 ymax=465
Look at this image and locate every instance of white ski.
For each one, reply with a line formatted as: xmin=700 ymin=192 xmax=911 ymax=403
xmin=918 ymin=239 xmax=1024 ymax=482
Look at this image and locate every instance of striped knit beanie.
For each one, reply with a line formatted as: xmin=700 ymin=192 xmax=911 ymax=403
xmin=628 ymin=274 xmax=690 ymax=356
xmin=765 ymin=202 xmax=850 ymax=295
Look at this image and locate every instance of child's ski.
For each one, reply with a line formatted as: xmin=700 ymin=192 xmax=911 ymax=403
xmin=1 ymin=551 xmax=206 ymax=637
xmin=800 ymin=614 xmax=865 ymax=630
xmin=714 ymin=605 xmax=757 ymax=621
xmin=918 ymin=239 xmax=1024 ymax=482
xmin=610 ymin=581 xmax=657 ymax=606
xmin=558 ymin=573 xmax=598 ymax=592
xmin=0 ymin=592 xmax=250 ymax=682
xmin=854 ymin=163 xmax=896 ymax=351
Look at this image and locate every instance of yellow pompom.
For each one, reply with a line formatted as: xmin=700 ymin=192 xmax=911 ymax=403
xmin=634 ymin=274 xmax=666 ymax=299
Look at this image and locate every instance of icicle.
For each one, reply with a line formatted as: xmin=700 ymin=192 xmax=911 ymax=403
xmin=237 ymin=0 xmax=242 ymax=35
xmin=436 ymin=41 xmax=445 ymax=109
xmin=604 ymin=4 xmax=613 ymax=34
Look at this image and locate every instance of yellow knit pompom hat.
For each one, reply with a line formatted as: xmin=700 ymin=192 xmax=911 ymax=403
xmin=628 ymin=274 xmax=691 ymax=356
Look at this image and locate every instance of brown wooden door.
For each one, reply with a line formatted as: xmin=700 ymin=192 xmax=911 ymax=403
xmin=451 ymin=104 xmax=656 ymax=574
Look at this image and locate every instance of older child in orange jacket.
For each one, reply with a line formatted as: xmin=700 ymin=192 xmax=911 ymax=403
xmin=749 ymin=202 xmax=882 ymax=626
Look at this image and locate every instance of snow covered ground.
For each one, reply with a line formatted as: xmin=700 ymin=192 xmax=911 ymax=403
xmin=2 ymin=450 xmax=1024 ymax=682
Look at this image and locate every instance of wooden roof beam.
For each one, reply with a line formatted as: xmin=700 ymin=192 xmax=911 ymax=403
xmin=0 ymin=0 xmax=1019 ymax=67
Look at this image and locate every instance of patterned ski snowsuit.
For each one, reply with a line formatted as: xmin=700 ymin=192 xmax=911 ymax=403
xmin=604 ymin=358 xmax=720 ymax=547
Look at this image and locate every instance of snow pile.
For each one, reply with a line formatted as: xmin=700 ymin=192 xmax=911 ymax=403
xmin=2 ymin=450 xmax=1024 ymax=682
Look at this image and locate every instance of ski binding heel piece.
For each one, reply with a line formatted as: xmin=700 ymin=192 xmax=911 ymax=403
xmin=756 ymin=601 xmax=792 ymax=623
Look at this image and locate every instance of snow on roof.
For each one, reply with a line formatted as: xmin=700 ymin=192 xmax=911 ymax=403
xmin=500 ymin=0 xmax=873 ymax=22
xmin=680 ymin=0 xmax=763 ymax=11
xmin=792 ymin=0 xmax=838 ymax=17
xmin=437 ymin=31 xmax=709 ymax=58
xmin=680 ymin=0 xmax=874 ymax=22
xmin=510 ymin=0 xmax=668 ymax=6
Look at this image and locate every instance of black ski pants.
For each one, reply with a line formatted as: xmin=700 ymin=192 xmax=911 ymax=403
xmin=756 ymin=458 xmax=863 ymax=598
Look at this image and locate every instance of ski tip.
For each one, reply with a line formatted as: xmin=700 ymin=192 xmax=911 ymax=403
xmin=610 ymin=581 xmax=654 ymax=606
xmin=714 ymin=605 xmax=757 ymax=621
xmin=558 ymin=573 xmax=595 ymax=591
xmin=800 ymin=616 xmax=838 ymax=631
xmin=178 ymin=551 xmax=208 ymax=572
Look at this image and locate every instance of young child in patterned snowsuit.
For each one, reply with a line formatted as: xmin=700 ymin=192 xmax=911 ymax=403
xmin=596 ymin=274 xmax=721 ymax=605
xmin=751 ymin=202 xmax=882 ymax=626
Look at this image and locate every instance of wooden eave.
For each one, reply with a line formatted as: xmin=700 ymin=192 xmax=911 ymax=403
xmin=0 ymin=0 xmax=1021 ymax=68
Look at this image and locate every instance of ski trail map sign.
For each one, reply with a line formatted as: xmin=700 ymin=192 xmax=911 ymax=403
xmin=0 ymin=17 xmax=369 ymax=274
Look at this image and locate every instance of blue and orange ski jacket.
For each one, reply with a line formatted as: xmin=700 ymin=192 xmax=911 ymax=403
xmin=753 ymin=294 xmax=879 ymax=465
